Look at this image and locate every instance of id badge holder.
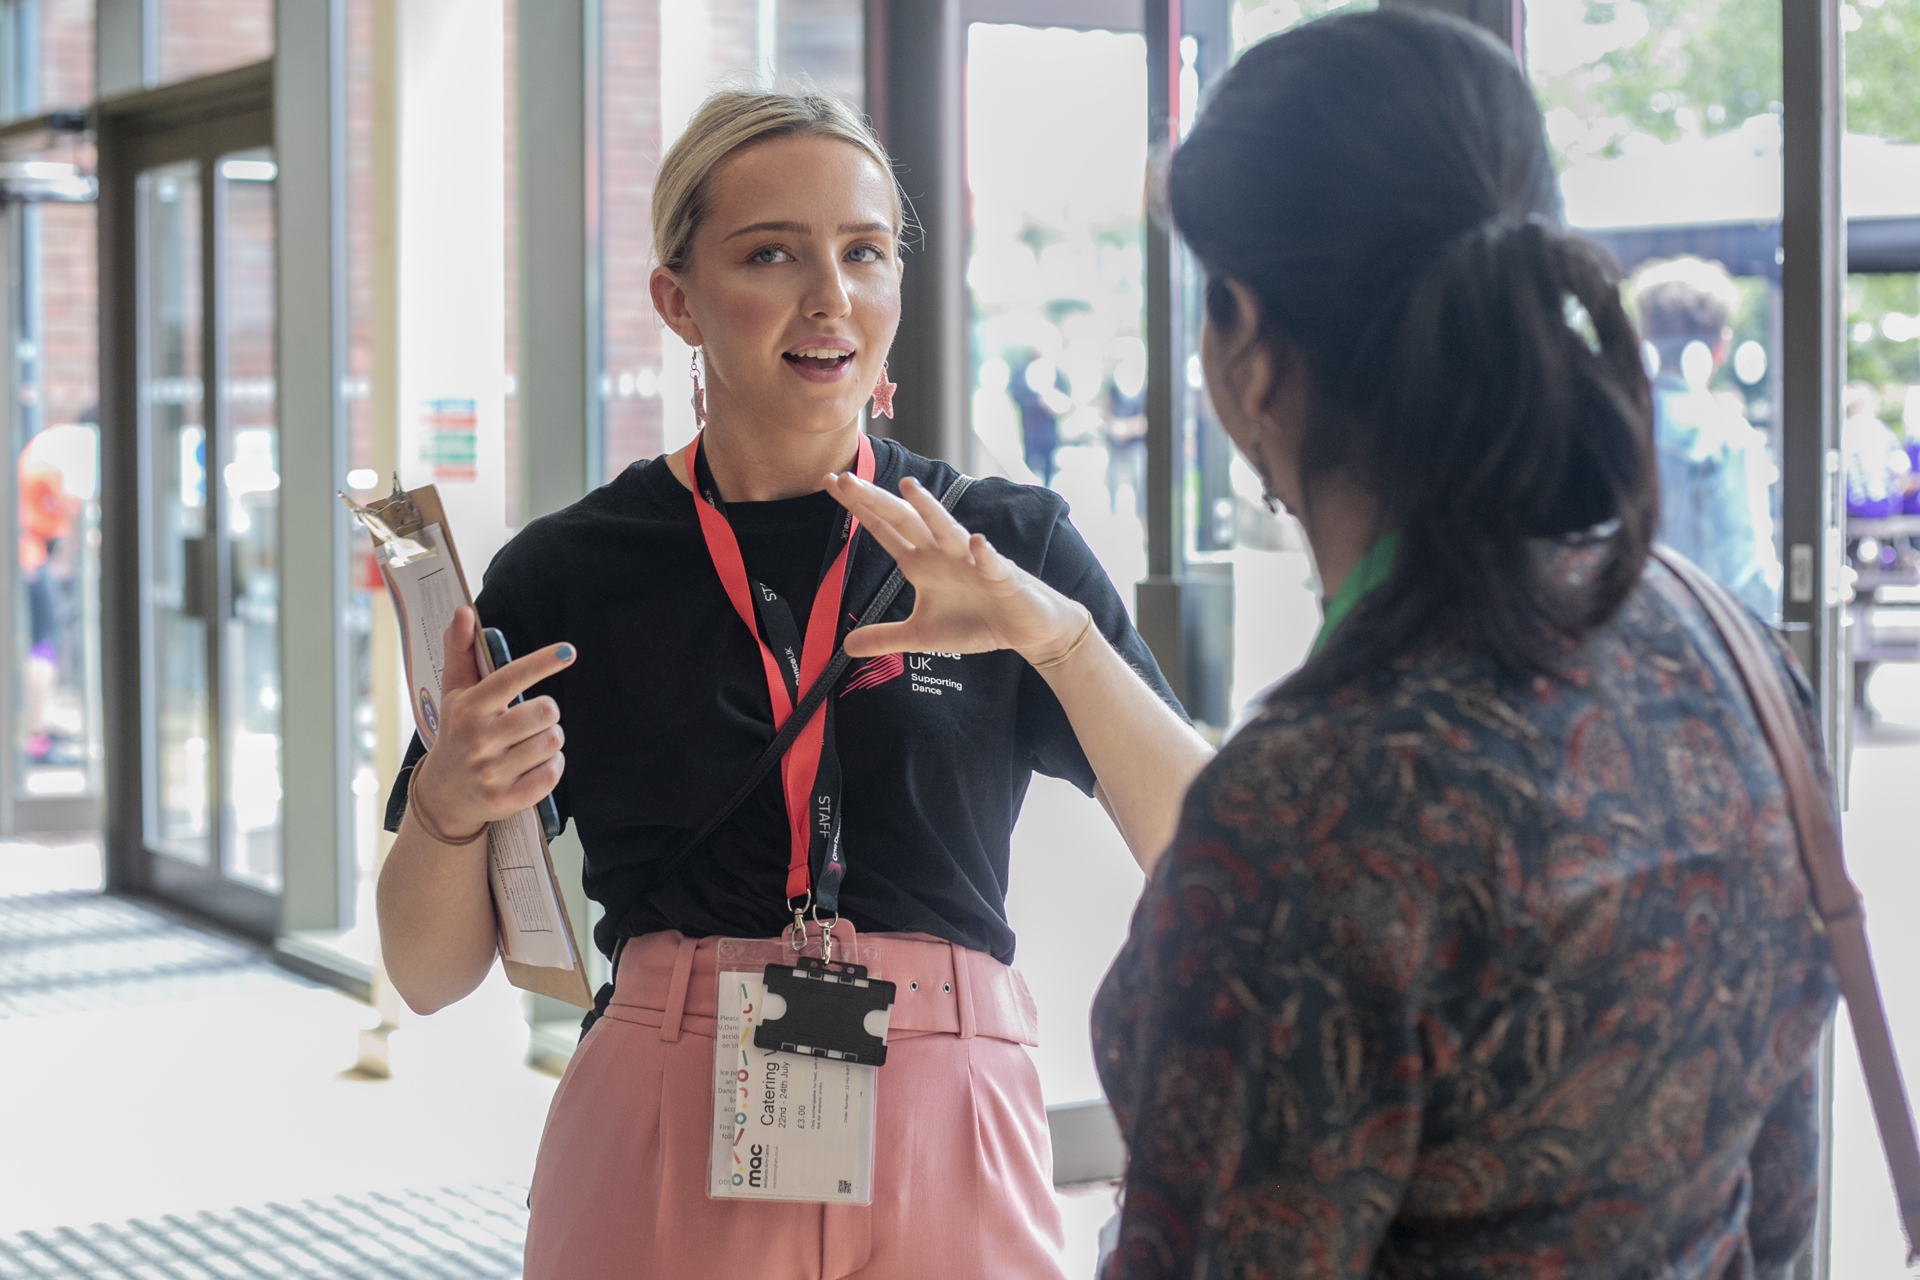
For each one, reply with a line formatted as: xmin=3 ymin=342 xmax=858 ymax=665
xmin=707 ymin=935 xmax=887 ymax=1205
xmin=755 ymin=955 xmax=896 ymax=1064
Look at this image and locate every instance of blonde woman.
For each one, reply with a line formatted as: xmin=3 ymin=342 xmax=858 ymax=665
xmin=375 ymin=89 xmax=1212 ymax=1277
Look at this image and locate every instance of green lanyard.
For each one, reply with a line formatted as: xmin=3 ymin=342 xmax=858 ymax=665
xmin=1309 ymin=532 xmax=1400 ymax=657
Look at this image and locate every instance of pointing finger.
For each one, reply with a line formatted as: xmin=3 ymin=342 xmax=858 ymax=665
xmin=474 ymin=641 xmax=578 ymax=711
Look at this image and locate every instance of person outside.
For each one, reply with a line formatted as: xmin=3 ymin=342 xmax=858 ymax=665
xmin=17 ymin=428 xmax=81 ymax=765
xmin=1841 ymin=382 xmax=1914 ymax=521
xmin=1632 ymin=255 xmax=1782 ymax=618
xmin=375 ymin=90 xmax=1212 ymax=1278
xmin=1010 ymin=348 xmax=1073 ymax=488
xmin=1840 ymin=383 xmax=1920 ymax=581
xmin=1091 ymin=13 xmax=1837 ymax=1278
xmin=1104 ymin=337 xmax=1148 ymax=517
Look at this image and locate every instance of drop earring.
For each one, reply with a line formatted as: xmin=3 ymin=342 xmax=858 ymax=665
xmin=870 ymin=361 xmax=897 ymax=420
xmin=690 ymin=348 xmax=707 ymax=427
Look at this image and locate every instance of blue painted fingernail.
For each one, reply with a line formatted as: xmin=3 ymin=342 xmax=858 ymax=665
xmin=556 ymin=643 xmax=575 ymax=662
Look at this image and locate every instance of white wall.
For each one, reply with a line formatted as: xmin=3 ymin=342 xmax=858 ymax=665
xmin=395 ymin=0 xmax=510 ymax=574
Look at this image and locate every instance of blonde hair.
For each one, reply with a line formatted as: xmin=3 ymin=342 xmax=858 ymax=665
xmin=652 ymin=88 xmax=904 ymax=274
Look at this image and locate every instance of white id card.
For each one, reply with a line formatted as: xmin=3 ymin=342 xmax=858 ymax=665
xmin=710 ymin=970 xmax=877 ymax=1204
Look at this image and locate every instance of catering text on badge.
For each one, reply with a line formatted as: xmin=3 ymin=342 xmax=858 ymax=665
xmin=708 ymin=971 xmax=877 ymax=1204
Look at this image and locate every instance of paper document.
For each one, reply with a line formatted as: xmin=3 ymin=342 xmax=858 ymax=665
xmin=383 ymin=522 xmax=465 ymax=745
xmin=710 ymin=970 xmax=876 ymax=1204
xmin=345 ymin=482 xmax=590 ymax=1002
xmin=484 ymin=807 xmax=574 ymax=969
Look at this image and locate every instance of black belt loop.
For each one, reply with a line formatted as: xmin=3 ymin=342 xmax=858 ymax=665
xmin=579 ymin=934 xmax=631 ymax=1040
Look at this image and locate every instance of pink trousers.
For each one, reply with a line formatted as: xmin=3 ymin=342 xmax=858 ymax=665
xmin=522 ymin=925 xmax=1069 ymax=1279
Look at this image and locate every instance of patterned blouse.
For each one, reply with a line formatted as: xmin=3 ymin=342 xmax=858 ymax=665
xmin=1092 ymin=556 xmax=1838 ymax=1280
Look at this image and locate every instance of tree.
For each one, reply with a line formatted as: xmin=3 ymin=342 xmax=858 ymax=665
xmin=1530 ymin=0 xmax=1920 ymax=158
xmin=1529 ymin=0 xmax=1781 ymax=162
xmin=1844 ymin=0 xmax=1920 ymax=144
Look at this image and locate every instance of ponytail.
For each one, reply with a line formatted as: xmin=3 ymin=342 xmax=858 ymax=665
xmin=1304 ymin=217 xmax=1653 ymax=689
xmin=1167 ymin=10 xmax=1656 ymax=692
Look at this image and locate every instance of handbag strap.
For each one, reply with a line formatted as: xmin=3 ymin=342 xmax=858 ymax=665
xmin=646 ymin=471 xmax=975 ymax=905
xmin=1653 ymin=546 xmax=1920 ymax=1264
xmin=656 ymin=471 xmax=973 ymax=882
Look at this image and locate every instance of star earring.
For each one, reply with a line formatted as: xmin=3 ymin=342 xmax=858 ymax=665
xmin=690 ymin=348 xmax=707 ymax=427
xmin=870 ymin=361 xmax=897 ymax=420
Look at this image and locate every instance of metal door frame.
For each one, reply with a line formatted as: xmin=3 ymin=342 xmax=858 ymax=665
xmin=98 ymin=62 xmax=279 ymax=939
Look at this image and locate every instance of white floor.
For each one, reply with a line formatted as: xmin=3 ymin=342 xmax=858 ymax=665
xmin=0 ymin=845 xmax=552 ymax=1238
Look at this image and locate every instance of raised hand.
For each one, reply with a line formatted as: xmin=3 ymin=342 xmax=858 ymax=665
xmin=822 ymin=472 xmax=1090 ymax=665
xmin=407 ymin=605 xmax=576 ymax=843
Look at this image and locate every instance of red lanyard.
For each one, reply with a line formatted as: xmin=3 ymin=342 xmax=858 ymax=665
xmin=684 ymin=430 xmax=874 ymax=905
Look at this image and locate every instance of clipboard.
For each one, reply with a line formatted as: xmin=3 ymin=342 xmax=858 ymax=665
xmin=345 ymin=479 xmax=594 ymax=1009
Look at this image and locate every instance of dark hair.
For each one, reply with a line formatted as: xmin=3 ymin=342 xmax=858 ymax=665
xmin=1629 ymin=255 xmax=1741 ymax=372
xmin=1169 ymin=9 xmax=1654 ymax=691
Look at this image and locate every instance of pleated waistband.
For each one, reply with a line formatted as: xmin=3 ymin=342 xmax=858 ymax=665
xmin=604 ymin=925 xmax=1040 ymax=1047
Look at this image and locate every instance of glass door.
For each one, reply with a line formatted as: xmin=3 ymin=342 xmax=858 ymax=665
xmin=4 ymin=167 xmax=105 ymax=832
xmin=127 ymin=106 xmax=280 ymax=936
xmin=965 ymin=17 xmax=1154 ymax=1119
xmin=143 ymin=157 xmax=211 ymax=869
xmin=964 ymin=21 xmax=1150 ymax=610
xmin=216 ymin=147 xmax=281 ymax=895
xmin=965 ymin=0 xmax=1242 ymax=1110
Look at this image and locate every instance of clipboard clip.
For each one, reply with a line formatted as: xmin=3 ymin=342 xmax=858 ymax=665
xmin=339 ymin=475 xmax=437 ymax=568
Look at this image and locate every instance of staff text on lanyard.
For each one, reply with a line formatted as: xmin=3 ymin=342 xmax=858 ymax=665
xmin=684 ymin=432 xmax=875 ymax=946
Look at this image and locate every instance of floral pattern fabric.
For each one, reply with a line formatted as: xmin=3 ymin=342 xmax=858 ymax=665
xmin=1092 ymin=559 xmax=1837 ymax=1280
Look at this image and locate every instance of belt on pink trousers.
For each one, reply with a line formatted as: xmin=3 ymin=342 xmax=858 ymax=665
xmin=603 ymin=924 xmax=1041 ymax=1047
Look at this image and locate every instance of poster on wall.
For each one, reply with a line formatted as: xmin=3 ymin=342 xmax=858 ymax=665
xmin=420 ymin=398 xmax=478 ymax=483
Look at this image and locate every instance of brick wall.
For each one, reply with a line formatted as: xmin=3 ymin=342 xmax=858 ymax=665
xmin=159 ymin=0 xmax=272 ymax=86
xmin=38 ymin=0 xmax=91 ymax=109
xmin=37 ymin=201 xmax=95 ymax=428
xmin=35 ymin=0 xmax=100 ymax=434
xmin=598 ymin=0 xmax=860 ymax=478
xmin=599 ymin=0 xmax=666 ymax=476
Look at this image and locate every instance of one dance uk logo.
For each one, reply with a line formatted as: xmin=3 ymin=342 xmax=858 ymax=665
xmin=840 ymin=613 xmax=965 ymax=697
xmin=843 ymin=651 xmax=964 ymax=697
xmin=843 ymin=653 xmax=904 ymax=693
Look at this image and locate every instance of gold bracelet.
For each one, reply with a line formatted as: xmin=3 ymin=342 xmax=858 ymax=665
xmin=406 ymin=758 xmax=490 ymax=847
xmin=1030 ymin=610 xmax=1097 ymax=671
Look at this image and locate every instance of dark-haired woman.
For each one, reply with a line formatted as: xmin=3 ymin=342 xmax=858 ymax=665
xmin=1092 ymin=11 xmax=1837 ymax=1278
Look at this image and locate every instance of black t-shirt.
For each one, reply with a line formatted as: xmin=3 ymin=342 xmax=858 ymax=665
xmin=385 ymin=437 xmax=1185 ymax=963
